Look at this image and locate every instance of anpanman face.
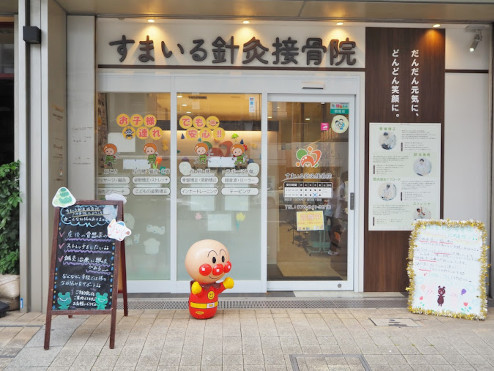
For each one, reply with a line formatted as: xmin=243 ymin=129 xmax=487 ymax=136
xmin=185 ymin=239 xmax=231 ymax=284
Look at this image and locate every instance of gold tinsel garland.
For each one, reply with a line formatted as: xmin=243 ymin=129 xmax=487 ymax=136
xmin=406 ymin=219 xmax=489 ymax=320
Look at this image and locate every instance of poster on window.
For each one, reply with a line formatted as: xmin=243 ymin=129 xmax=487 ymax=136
xmin=368 ymin=122 xmax=441 ymax=231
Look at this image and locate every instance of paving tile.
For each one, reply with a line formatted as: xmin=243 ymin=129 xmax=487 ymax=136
xmin=243 ymin=353 xmax=264 ymax=365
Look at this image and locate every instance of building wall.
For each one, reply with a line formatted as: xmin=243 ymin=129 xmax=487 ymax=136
xmin=16 ymin=19 xmax=489 ymax=309
xmin=18 ymin=0 xmax=66 ymax=312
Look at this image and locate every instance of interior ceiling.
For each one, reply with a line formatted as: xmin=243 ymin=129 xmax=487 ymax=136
xmin=1 ymin=1 xmax=494 ymax=23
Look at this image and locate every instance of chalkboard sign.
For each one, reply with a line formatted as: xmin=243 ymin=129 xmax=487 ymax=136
xmin=45 ymin=200 xmax=125 ymax=349
xmin=407 ymin=219 xmax=489 ymax=320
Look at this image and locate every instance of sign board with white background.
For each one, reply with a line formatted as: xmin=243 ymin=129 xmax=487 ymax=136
xmin=407 ymin=219 xmax=488 ymax=320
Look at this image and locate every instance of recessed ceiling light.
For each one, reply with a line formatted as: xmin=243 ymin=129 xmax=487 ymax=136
xmin=147 ymin=19 xmax=155 ymax=23
xmin=336 ymin=22 xmax=344 ymax=26
xmin=177 ymin=95 xmax=183 ymax=98
xmin=181 ymin=104 xmax=187 ymax=107
xmin=242 ymin=20 xmax=250 ymax=24
xmin=305 ymin=118 xmax=310 ymax=121
xmin=186 ymin=111 xmax=192 ymax=114
xmin=433 ymin=24 xmax=441 ymax=28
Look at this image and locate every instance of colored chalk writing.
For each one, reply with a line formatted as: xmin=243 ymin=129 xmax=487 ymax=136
xmin=52 ymin=203 xmax=118 ymax=311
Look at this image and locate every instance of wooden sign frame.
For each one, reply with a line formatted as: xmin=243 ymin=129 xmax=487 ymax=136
xmin=44 ymin=200 xmax=128 ymax=349
xmin=407 ymin=219 xmax=489 ymax=320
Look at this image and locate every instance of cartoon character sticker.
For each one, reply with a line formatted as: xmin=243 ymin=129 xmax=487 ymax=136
xmin=107 ymin=219 xmax=132 ymax=241
xmin=232 ymin=144 xmax=246 ymax=166
xmin=144 ymin=143 xmax=159 ymax=169
xmin=195 ymin=142 xmax=210 ymax=164
xmin=103 ymin=143 xmax=117 ymax=168
xmin=122 ymin=126 xmax=135 ymax=140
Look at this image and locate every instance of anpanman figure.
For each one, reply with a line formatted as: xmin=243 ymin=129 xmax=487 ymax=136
xmin=185 ymin=239 xmax=234 ymax=319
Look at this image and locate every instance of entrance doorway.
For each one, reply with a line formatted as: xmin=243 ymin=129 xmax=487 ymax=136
xmin=95 ymin=75 xmax=358 ymax=293
xmin=267 ymin=95 xmax=354 ymax=291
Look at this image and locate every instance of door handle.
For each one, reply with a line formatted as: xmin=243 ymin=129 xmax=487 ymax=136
xmin=350 ymin=192 xmax=355 ymax=210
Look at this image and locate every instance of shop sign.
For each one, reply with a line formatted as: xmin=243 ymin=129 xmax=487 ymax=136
xmin=107 ymin=34 xmax=357 ymax=67
xmin=97 ymin=20 xmax=364 ymax=69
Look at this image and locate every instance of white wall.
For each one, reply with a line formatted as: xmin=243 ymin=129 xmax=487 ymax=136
xmin=67 ymin=16 xmax=95 ymax=199
xmin=444 ymin=73 xmax=490 ymax=223
xmin=444 ymin=26 xmax=492 ymax=297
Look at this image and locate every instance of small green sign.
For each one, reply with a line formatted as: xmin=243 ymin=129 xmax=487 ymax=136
xmin=330 ymin=103 xmax=349 ymax=115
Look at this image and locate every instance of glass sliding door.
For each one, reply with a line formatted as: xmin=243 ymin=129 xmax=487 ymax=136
xmin=267 ymin=95 xmax=353 ymax=290
xmin=175 ymin=93 xmax=263 ymax=285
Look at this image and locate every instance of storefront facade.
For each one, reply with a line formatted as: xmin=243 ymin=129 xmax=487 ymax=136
xmin=8 ymin=0 xmax=494 ymax=311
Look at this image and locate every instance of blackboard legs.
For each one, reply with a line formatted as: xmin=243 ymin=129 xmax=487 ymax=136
xmin=43 ymin=313 xmax=52 ymax=350
xmin=120 ymin=242 xmax=129 ymax=317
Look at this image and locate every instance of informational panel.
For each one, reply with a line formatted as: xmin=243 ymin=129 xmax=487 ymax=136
xmin=369 ymin=122 xmax=441 ymax=231
xmin=45 ymin=200 xmax=124 ymax=350
xmin=407 ymin=220 xmax=488 ymax=320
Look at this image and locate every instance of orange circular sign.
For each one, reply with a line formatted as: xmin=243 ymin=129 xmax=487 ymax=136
xmin=116 ymin=114 xmax=130 ymax=127
xmin=144 ymin=114 xmax=157 ymax=128
xmin=206 ymin=116 xmax=220 ymax=129
xmin=130 ymin=114 xmax=144 ymax=127
xmin=192 ymin=116 xmax=206 ymax=129
xmin=179 ymin=115 xmax=193 ymax=129
xmin=122 ymin=126 xmax=135 ymax=139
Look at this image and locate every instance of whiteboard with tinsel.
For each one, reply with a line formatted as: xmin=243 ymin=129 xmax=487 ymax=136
xmin=407 ymin=220 xmax=489 ymax=320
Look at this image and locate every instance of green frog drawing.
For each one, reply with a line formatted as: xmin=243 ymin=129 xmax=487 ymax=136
xmin=95 ymin=292 xmax=109 ymax=310
xmin=57 ymin=292 xmax=72 ymax=310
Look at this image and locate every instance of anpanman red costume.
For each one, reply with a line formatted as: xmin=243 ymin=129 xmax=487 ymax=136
xmin=185 ymin=239 xmax=234 ymax=319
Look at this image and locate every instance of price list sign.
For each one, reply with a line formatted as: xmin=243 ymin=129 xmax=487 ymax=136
xmin=407 ymin=220 xmax=489 ymax=320
xmin=45 ymin=200 xmax=124 ymax=349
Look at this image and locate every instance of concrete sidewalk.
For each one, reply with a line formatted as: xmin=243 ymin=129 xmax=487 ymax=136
xmin=1 ymin=298 xmax=494 ymax=370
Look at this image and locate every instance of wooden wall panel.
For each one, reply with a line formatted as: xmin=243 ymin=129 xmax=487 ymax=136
xmin=364 ymin=28 xmax=445 ymax=292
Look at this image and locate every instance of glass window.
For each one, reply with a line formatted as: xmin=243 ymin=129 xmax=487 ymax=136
xmin=96 ymin=93 xmax=171 ymax=280
xmin=176 ymin=93 xmax=262 ymax=281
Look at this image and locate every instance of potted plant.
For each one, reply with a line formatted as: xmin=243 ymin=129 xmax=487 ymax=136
xmin=0 ymin=160 xmax=21 ymax=310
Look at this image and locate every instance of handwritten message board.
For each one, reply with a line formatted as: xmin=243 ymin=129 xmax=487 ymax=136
xmin=407 ymin=220 xmax=489 ymax=320
xmin=45 ymin=200 xmax=124 ymax=349
xmin=52 ymin=203 xmax=119 ymax=310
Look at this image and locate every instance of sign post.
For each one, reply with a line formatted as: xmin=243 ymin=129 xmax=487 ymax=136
xmin=44 ymin=200 xmax=128 ymax=349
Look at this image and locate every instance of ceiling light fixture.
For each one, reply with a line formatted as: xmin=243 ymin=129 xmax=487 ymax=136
xmin=147 ymin=19 xmax=155 ymax=23
xmin=242 ymin=20 xmax=250 ymax=24
xmin=432 ymin=24 xmax=441 ymax=28
xmin=336 ymin=22 xmax=344 ymax=26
